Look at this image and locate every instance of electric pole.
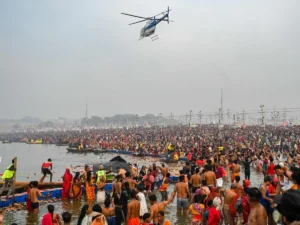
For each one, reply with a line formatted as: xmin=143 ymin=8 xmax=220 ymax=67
xmin=283 ymin=107 xmax=287 ymax=122
xmin=218 ymin=108 xmax=221 ymax=125
xmin=185 ymin=114 xmax=189 ymax=126
xmin=197 ymin=111 xmax=202 ymax=126
xmin=221 ymin=88 xmax=224 ymax=125
xmin=169 ymin=112 xmax=174 ymax=126
xmin=242 ymin=109 xmax=245 ymax=125
xmin=227 ymin=109 xmax=231 ymax=125
xmin=158 ymin=113 xmax=162 ymax=126
xmin=189 ymin=110 xmax=192 ymax=127
xmin=260 ymin=105 xmax=265 ymax=129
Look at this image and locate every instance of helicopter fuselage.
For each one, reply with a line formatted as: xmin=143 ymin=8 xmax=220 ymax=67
xmin=140 ymin=20 xmax=157 ymax=37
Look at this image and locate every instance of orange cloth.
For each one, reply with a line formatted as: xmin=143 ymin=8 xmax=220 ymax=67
xmin=231 ymin=173 xmax=240 ymax=182
xmin=127 ymin=217 xmax=140 ymax=225
xmin=86 ymin=181 xmax=95 ymax=200
xmin=91 ymin=215 xmax=106 ymax=225
xmin=162 ymin=220 xmax=171 ymax=225
xmin=189 ymin=203 xmax=205 ymax=220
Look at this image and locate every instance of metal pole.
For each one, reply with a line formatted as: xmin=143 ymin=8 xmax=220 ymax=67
xmin=12 ymin=157 xmax=17 ymax=206
xmin=189 ymin=110 xmax=192 ymax=127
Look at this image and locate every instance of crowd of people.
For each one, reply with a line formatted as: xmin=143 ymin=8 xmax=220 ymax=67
xmin=1 ymin=124 xmax=300 ymax=225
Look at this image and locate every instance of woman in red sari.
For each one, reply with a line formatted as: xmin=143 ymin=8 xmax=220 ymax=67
xmin=62 ymin=168 xmax=73 ymax=199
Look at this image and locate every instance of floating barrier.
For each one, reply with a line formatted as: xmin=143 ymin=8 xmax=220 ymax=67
xmin=0 ymin=175 xmax=180 ymax=208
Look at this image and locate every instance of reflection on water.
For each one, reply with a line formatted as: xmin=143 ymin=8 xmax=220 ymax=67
xmin=0 ymin=143 xmax=264 ymax=225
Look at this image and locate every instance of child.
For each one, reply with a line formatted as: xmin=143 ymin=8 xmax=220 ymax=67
xmin=140 ymin=213 xmax=152 ymax=225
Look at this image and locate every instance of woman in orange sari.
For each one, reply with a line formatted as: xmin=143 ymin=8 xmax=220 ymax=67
xmin=86 ymin=171 xmax=95 ymax=200
xmin=62 ymin=168 xmax=73 ymax=199
xmin=187 ymin=194 xmax=205 ymax=225
xmin=72 ymin=172 xmax=82 ymax=200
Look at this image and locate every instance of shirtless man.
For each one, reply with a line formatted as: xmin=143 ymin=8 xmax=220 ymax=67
xmin=247 ymin=187 xmax=267 ymax=225
xmin=29 ymin=181 xmax=51 ymax=214
xmin=203 ymin=165 xmax=216 ymax=187
xmin=161 ymin=163 xmax=168 ymax=178
xmin=127 ymin=190 xmax=140 ymax=225
xmin=221 ymin=184 xmax=238 ymax=225
xmin=174 ymin=175 xmax=190 ymax=215
xmin=123 ymin=172 xmax=140 ymax=190
xmin=112 ymin=175 xmax=122 ymax=197
xmin=149 ymin=192 xmax=175 ymax=225
xmin=230 ymin=160 xmax=241 ymax=183
xmin=116 ymin=167 xmax=126 ymax=179
xmin=102 ymin=198 xmax=115 ymax=220
xmin=235 ymin=176 xmax=244 ymax=196
xmin=129 ymin=164 xmax=138 ymax=179
xmin=190 ymin=168 xmax=201 ymax=194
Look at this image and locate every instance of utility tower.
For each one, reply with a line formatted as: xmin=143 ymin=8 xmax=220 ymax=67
xmin=185 ymin=114 xmax=189 ymax=126
xmin=169 ymin=112 xmax=174 ymax=126
xmin=197 ymin=111 xmax=202 ymax=126
xmin=227 ymin=109 xmax=231 ymax=125
xmin=221 ymin=88 xmax=224 ymax=125
xmin=283 ymin=107 xmax=287 ymax=122
xmin=260 ymin=105 xmax=265 ymax=128
xmin=189 ymin=110 xmax=192 ymax=127
xmin=242 ymin=109 xmax=245 ymax=125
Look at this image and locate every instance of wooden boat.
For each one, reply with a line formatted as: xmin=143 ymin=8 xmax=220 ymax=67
xmin=0 ymin=181 xmax=63 ymax=195
xmin=66 ymin=148 xmax=94 ymax=153
xmin=55 ymin=142 xmax=69 ymax=146
xmin=26 ymin=141 xmax=43 ymax=144
xmin=93 ymin=149 xmax=107 ymax=154
xmin=132 ymin=153 xmax=145 ymax=157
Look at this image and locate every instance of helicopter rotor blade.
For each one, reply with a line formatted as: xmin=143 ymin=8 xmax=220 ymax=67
xmin=121 ymin=13 xmax=150 ymax=20
xmin=153 ymin=9 xmax=172 ymax=18
xmin=128 ymin=19 xmax=149 ymax=25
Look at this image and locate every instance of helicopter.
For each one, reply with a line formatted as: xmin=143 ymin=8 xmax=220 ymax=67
xmin=121 ymin=7 xmax=172 ymax=41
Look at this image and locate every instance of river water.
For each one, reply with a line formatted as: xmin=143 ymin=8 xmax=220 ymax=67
xmin=0 ymin=143 xmax=264 ymax=225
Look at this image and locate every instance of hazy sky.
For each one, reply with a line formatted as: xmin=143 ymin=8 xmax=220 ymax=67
xmin=1 ymin=0 xmax=300 ymax=120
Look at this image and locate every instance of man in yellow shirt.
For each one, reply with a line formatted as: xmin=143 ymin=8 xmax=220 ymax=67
xmin=0 ymin=159 xmax=15 ymax=198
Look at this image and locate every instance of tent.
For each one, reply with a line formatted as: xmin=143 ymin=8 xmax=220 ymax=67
xmin=86 ymin=156 xmax=130 ymax=173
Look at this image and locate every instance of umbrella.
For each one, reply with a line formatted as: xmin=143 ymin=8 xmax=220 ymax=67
xmin=87 ymin=156 xmax=130 ymax=173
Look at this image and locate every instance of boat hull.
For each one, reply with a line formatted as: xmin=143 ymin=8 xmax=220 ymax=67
xmin=66 ymin=148 xmax=94 ymax=153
